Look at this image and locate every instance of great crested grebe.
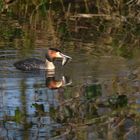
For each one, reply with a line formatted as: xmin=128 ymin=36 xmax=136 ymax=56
xmin=14 ymin=48 xmax=72 ymax=71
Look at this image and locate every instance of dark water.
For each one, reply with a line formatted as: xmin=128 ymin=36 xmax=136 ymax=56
xmin=0 ymin=14 xmax=140 ymax=140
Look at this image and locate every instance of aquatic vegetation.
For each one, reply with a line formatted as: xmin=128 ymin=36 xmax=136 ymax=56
xmin=0 ymin=0 xmax=139 ymax=55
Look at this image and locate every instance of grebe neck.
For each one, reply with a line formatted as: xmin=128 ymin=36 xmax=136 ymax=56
xmin=45 ymin=59 xmax=55 ymax=70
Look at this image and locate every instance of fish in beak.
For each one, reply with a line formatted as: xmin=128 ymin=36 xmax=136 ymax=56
xmin=62 ymin=76 xmax=72 ymax=86
xmin=58 ymin=52 xmax=72 ymax=66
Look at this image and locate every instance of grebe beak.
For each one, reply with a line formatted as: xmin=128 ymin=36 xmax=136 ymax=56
xmin=54 ymin=51 xmax=72 ymax=66
xmin=60 ymin=53 xmax=72 ymax=66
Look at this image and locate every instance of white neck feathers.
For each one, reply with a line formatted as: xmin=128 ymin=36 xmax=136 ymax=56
xmin=45 ymin=59 xmax=55 ymax=70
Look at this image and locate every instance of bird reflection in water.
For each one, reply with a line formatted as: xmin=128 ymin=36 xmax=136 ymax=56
xmin=46 ymin=75 xmax=72 ymax=90
xmin=33 ymin=73 xmax=72 ymax=115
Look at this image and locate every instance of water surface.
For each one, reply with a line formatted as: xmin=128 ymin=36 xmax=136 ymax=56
xmin=0 ymin=13 xmax=140 ymax=140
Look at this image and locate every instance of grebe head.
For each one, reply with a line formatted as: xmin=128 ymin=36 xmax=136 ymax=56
xmin=46 ymin=48 xmax=72 ymax=66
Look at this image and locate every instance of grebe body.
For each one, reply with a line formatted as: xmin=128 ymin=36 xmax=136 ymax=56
xmin=14 ymin=58 xmax=47 ymax=70
xmin=14 ymin=48 xmax=71 ymax=71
